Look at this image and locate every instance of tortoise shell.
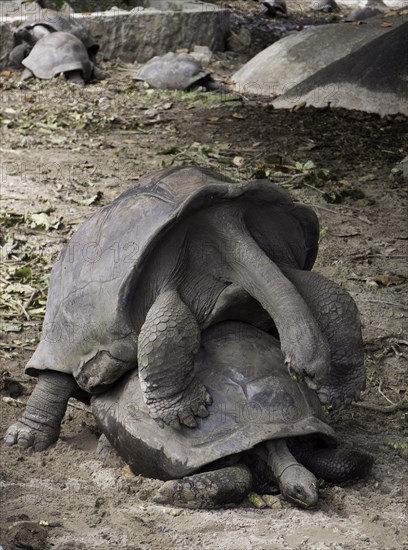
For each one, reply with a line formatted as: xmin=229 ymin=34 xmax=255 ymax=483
xmin=92 ymin=322 xmax=336 ymax=480
xmin=26 ymin=166 xmax=319 ymax=393
xmin=135 ymin=52 xmax=211 ymax=90
xmin=14 ymin=9 xmax=99 ymax=59
xmin=22 ymin=32 xmax=93 ymax=81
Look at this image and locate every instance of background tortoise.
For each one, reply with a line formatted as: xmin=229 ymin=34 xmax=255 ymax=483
xmin=12 ymin=9 xmax=99 ymax=61
xmin=93 ymin=322 xmax=373 ymax=509
xmin=261 ymin=0 xmax=288 ymax=18
xmin=310 ymin=0 xmax=339 ymax=12
xmin=21 ymin=32 xmax=105 ymax=84
xmin=135 ymin=52 xmax=213 ymax=91
xmin=344 ymin=7 xmax=383 ymax=22
xmin=5 ymin=166 xmax=365 ymax=451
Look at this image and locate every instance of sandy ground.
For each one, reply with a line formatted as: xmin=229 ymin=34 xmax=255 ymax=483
xmin=1 ymin=2 xmax=407 ymax=549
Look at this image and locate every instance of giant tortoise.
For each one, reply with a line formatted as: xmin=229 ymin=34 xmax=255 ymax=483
xmin=5 ymin=166 xmax=365 ymax=451
xmin=12 ymin=9 xmax=99 ymax=60
xmin=21 ymin=32 xmax=105 ymax=84
xmin=93 ymin=322 xmax=373 ymax=509
xmin=135 ymin=52 xmax=213 ymax=91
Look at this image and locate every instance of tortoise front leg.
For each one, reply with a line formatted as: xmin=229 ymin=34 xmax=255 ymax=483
xmin=138 ymin=289 xmax=211 ymax=428
xmin=4 ymin=371 xmax=77 ymax=451
xmin=153 ymin=464 xmax=252 ymax=509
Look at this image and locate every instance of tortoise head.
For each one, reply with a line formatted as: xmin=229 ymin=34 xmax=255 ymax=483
xmin=279 ymin=464 xmax=318 ymax=508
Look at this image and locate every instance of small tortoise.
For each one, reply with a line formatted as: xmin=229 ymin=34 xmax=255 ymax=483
xmin=310 ymin=0 xmax=339 ymax=13
xmin=5 ymin=166 xmax=365 ymax=451
xmin=135 ymin=52 xmax=213 ymax=91
xmin=93 ymin=322 xmax=373 ymax=509
xmin=21 ymin=32 xmax=105 ymax=84
xmin=344 ymin=7 xmax=383 ymax=22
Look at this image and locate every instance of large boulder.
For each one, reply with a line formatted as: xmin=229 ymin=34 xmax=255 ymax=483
xmin=272 ymin=22 xmax=408 ymax=116
xmin=232 ymin=11 xmax=406 ymax=98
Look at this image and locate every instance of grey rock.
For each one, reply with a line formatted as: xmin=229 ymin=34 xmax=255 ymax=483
xmin=227 ymin=26 xmax=251 ymax=53
xmin=272 ymin=22 xmax=408 ymax=116
xmin=80 ymin=1 xmax=229 ymax=63
xmin=232 ymin=11 xmax=406 ymax=98
xmin=0 ymin=1 xmax=230 ymax=68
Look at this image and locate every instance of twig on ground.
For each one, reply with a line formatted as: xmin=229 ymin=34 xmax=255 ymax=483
xmin=363 ymin=299 xmax=408 ymax=311
xmin=353 ymin=400 xmax=408 ymax=414
xmin=378 ymin=380 xmax=395 ymax=405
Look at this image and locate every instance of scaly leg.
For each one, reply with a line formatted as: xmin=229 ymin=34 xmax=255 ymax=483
xmin=153 ymin=464 xmax=252 ymax=509
xmin=282 ymin=267 xmax=365 ymax=408
xmin=138 ymin=289 xmax=211 ymax=428
xmin=4 ymin=371 xmax=77 ymax=451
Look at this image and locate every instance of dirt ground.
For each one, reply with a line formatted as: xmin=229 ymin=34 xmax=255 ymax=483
xmin=0 ymin=2 xmax=407 ymax=549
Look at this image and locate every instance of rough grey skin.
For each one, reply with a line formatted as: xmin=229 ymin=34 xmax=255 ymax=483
xmin=92 ymin=322 xmax=373 ymax=509
xmin=8 ymin=43 xmax=31 ymax=70
xmin=5 ymin=166 xmax=365 ymax=451
xmin=12 ymin=8 xmax=99 ymax=61
xmin=21 ymin=32 xmax=105 ymax=84
xmin=135 ymin=52 xmax=213 ymax=91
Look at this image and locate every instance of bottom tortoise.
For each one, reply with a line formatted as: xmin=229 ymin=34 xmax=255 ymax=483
xmin=92 ymin=322 xmax=373 ymax=509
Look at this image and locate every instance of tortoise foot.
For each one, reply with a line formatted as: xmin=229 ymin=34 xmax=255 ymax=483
xmin=317 ymin=373 xmax=366 ymax=409
xmin=4 ymin=418 xmax=59 ymax=452
xmin=147 ymin=378 xmax=212 ymax=428
xmin=4 ymin=371 xmax=75 ymax=452
xmin=153 ymin=465 xmax=252 ymax=509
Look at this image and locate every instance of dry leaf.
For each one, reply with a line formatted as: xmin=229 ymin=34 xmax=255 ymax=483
xmin=233 ymin=156 xmax=245 ymax=167
xmin=77 ymin=191 xmax=104 ymax=206
xmin=381 ymin=21 xmax=393 ymax=27
xmin=369 ymin=274 xmax=407 ymax=286
xmin=232 ymin=112 xmax=246 ymax=120
xmin=121 ymin=465 xmax=135 ymax=478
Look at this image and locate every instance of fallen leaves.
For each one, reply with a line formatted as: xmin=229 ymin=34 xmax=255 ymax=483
xmin=0 ymin=210 xmax=63 ymax=231
xmin=71 ymin=191 xmax=104 ymax=206
xmin=368 ymin=273 xmax=407 ymax=287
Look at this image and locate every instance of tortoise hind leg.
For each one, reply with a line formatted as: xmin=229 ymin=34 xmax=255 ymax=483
xmin=21 ymin=68 xmax=33 ymax=81
xmin=153 ymin=464 xmax=252 ymax=509
xmin=4 ymin=371 xmax=77 ymax=451
xmin=282 ymin=267 xmax=365 ymax=408
xmin=138 ymin=289 xmax=211 ymax=428
xmin=291 ymin=444 xmax=374 ymax=484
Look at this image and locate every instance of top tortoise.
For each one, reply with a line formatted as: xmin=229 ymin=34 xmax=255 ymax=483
xmin=5 ymin=166 xmax=365 ymax=451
